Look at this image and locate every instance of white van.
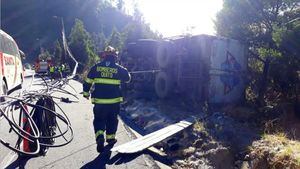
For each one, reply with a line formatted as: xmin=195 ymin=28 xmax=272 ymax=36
xmin=0 ymin=29 xmax=24 ymax=99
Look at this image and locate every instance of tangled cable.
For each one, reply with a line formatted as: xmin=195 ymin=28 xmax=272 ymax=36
xmin=0 ymin=22 xmax=80 ymax=156
xmin=0 ymin=74 xmax=78 ymax=156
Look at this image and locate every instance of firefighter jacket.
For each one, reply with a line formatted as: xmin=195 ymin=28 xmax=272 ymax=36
xmin=83 ymin=59 xmax=131 ymax=104
xmin=49 ymin=66 xmax=55 ymax=73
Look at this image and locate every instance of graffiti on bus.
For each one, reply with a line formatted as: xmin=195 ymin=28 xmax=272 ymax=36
xmin=220 ymin=51 xmax=242 ymax=95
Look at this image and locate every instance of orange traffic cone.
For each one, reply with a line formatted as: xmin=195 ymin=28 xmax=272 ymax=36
xmin=22 ymin=105 xmax=31 ymax=152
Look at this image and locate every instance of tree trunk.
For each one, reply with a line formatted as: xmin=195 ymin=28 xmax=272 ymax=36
xmin=257 ymin=57 xmax=271 ymax=106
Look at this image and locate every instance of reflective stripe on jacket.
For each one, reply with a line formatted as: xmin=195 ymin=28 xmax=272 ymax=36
xmin=83 ymin=59 xmax=131 ymax=104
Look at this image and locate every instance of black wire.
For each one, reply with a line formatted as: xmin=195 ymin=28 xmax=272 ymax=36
xmin=1 ymin=103 xmax=40 ymax=140
xmin=0 ymin=107 xmax=41 ymax=155
xmin=0 ymin=75 xmax=78 ymax=156
xmin=25 ymin=102 xmax=70 ymax=139
xmin=10 ymin=104 xmax=39 ymax=143
xmin=33 ymin=74 xmax=50 ymax=93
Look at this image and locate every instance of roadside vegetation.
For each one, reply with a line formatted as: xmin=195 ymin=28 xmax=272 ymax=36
xmin=216 ymin=0 xmax=300 ymax=111
xmin=214 ymin=1 xmax=300 ymax=168
xmin=171 ymin=1 xmax=300 ymax=168
xmin=249 ymin=133 xmax=300 ymax=169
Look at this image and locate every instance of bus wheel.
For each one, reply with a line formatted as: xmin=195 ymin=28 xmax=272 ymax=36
xmin=0 ymin=81 xmax=8 ymax=102
xmin=155 ymin=71 xmax=173 ymax=98
xmin=156 ymin=43 xmax=170 ymax=68
xmin=156 ymin=41 xmax=174 ymax=69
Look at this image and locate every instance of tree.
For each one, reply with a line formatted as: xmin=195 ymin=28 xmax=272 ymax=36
xmin=53 ymin=40 xmax=63 ymax=65
xmin=121 ymin=21 xmax=161 ymax=46
xmin=117 ymin=0 xmax=125 ymax=11
xmin=216 ymin=0 xmax=299 ymax=48
xmin=68 ymin=19 xmax=97 ymax=72
xmin=106 ymin=28 xmax=124 ymax=51
xmin=215 ymin=0 xmax=300 ymax=106
xmin=2 ymin=0 xmax=160 ymax=76
xmin=91 ymin=32 xmax=107 ymax=53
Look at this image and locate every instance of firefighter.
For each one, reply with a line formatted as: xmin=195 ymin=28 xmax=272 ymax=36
xmin=60 ymin=64 xmax=66 ymax=77
xmin=49 ymin=65 xmax=55 ymax=80
xmin=58 ymin=65 xmax=62 ymax=78
xmin=53 ymin=66 xmax=58 ymax=78
xmin=83 ymin=46 xmax=131 ymax=152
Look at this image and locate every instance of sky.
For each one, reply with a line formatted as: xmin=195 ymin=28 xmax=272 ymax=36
xmin=132 ymin=0 xmax=223 ymax=37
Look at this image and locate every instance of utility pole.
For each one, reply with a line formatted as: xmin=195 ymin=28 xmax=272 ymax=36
xmin=53 ymin=16 xmax=66 ymax=64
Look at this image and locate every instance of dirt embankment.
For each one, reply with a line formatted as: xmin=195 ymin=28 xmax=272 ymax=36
xmin=122 ymin=100 xmax=300 ymax=169
xmin=246 ymin=103 xmax=300 ymax=169
xmin=122 ymin=100 xmax=260 ymax=169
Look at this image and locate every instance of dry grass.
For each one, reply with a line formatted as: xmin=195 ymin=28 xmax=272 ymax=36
xmin=263 ymin=118 xmax=281 ymax=134
xmin=261 ymin=132 xmax=288 ymax=144
xmin=193 ymin=121 xmax=205 ymax=132
xmin=250 ymin=133 xmax=300 ymax=169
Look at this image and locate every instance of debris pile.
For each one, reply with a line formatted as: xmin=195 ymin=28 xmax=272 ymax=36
xmin=123 ymin=100 xmax=196 ymax=133
xmin=205 ymin=112 xmax=259 ymax=152
xmin=123 ymin=100 xmax=261 ymax=169
xmin=170 ymin=124 xmax=234 ymax=169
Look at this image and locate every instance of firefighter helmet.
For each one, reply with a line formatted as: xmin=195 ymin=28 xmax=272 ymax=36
xmin=101 ymin=46 xmax=119 ymax=60
xmin=105 ymin=46 xmax=118 ymax=55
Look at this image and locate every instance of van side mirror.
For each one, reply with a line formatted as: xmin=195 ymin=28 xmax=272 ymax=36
xmin=19 ymin=50 xmax=26 ymax=59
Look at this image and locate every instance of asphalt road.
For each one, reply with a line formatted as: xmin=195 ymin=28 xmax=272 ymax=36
xmin=0 ymin=76 xmax=156 ymax=169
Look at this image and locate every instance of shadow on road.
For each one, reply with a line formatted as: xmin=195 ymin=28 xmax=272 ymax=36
xmin=108 ymin=152 xmax=141 ymax=165
xmin=108 ymin=149 xmax=172 ymax=166
xmin=107 ymin=149 xmax=173 ymax=166
xmin=82 ymin=147 xmax=172 ymax=169
xmin=81 ymin=144 xmax=113 ymax=169
xmin=5 ymin=155 xmax=36 ymax=169
xmin=81 ymin=115 xmax=173 ymax=168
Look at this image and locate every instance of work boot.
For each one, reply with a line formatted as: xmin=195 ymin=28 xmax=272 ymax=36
xmin=97 ymin=144 xmax=104 ymax=153
xmin=106 ymin=138 xmax=117 ymax=145
xmin=96 ymin=139 xmax=104 ymax=153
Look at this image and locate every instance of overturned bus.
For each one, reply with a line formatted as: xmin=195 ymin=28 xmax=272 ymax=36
xmin=121 ymin=35 xmax=247 ymax=104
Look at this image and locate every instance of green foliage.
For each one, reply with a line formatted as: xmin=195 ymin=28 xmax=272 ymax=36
xmin=257 ymin=48 xmax=282 ymax=59
xmin=2 ymin=0 xmax=161 ymax=82
xmin=53 ymin=40 xmax=63 ymax=65
xmin=216 ymin=0 xmax=300 ymax=105
xmin=2 ymin=0 xmax=160 ymax=62
xmin=106 ymin=28 xmax=124 ymax=51
xmin=280 ymin=19 xmax=300 ymax=57
xmin=69 ymin=19 xmax=98 ymax=72
xmin=91 ymin=32 xmax=107 ymax=54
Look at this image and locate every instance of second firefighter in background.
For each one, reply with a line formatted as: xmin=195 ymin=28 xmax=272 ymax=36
xmin=83 ymin=46 xmax=131 ymax=152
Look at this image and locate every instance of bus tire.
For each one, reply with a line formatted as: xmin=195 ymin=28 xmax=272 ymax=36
xmin=155 ymin=71 xmax=173 ymax=98
xmin=156 ymin=42 xmax=173 ymax=68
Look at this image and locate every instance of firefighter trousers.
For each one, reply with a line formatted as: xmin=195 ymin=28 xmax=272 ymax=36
xmin=93 ymin=103 xmax=119 ymax=143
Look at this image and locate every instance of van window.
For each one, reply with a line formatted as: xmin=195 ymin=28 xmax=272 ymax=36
xmin=0 ymin=34 xmax=19 ymax=56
